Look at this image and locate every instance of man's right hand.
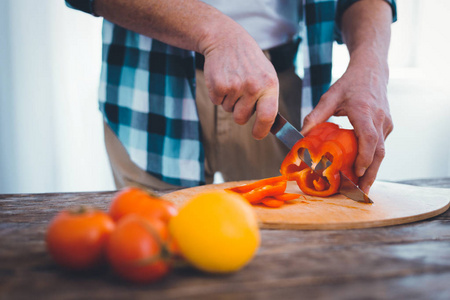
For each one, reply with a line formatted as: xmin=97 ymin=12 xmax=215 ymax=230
xmin=201 ymin=27 xmax=279 ymax=140
xmin=95 ymin=0 xmax=280 ymax=140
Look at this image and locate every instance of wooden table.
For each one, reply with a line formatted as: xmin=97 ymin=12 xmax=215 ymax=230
xmin=1 ymin=178 xmax=450 ymax=300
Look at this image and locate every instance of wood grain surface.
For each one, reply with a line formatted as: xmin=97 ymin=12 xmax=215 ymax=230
xmin=1 ymin=179 xmax=450 ymax=300
xmin=163 ymin=181 xmax=450 ymax=230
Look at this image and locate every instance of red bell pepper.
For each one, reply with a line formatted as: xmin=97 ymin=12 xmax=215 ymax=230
xmin=260 ymin=198 xmax=285 ymax=208
xmin=280 ymin=122 xmax=358 ymax=197
xmin=226 ymin=176 xmax=288 ymax=204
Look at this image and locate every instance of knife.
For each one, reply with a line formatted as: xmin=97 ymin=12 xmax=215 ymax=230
xmin=270 ymin=113 xmax=373 ymax=204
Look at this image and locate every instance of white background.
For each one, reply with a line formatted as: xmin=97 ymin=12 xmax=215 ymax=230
xmin=0 ymin=0 xmax=449 ymax=194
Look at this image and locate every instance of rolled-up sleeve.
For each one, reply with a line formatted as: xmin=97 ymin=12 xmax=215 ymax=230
xmin=65 ymin=0 xmax=98 ymax=16
xmin=334 ymin=0 xmax=397 ymax=44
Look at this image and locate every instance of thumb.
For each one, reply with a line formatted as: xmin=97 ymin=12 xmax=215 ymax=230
xmin=301 ymin=92 xmax=340 ymax=135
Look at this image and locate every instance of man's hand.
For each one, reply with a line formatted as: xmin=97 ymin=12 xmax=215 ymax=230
xmin=94 ymin=0 xmax=279 ymax=140
xmin=201 ymin=31 xmax=279 ymax=140
xmin=301 ymin=0 xmax=394 ymax=194
xmin=301 ymin=55 xmax=393 ymax=194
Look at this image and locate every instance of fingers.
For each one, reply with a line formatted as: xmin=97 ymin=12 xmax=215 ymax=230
xmin=301 ymin=90 xmax=341 ymax=136
xmin=350 ymin=107 xmax=379 ymax=177
xmin=353 ymin=119 xmax=382 ymax=192
xmin=251 ymin=90 xmax=279 ymax=139
xmin=204 ymin=49 xmax=279 ymax=139
xmin=229 ymin=78 xmax=278 ymax=139
xmin=358 ymin=129 xmax=386 ymax=194
xmin=207 ymin=73 xmax=279 ymax=136
xmin=383 ymin=113 xmax=394 ymax=139
xmin=304 ymin=85 xmax=392 ymax=195
xmin=358 ymin=143 xmax=385 ymax=194
xmin=230 ymin=73 xmax=277 ymax=126
xmin=207 ymin=77 xmax=279 ymax=139
xmin=207 ymin=76 xmax=242 ymax=109
xmin=350 ymin=105 xmax=393 ymax=193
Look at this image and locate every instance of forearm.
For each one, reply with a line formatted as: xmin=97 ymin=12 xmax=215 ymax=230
xmin=93 ymin=0 xmax=248 ymax=55
xmin=340 ymin=0 xmax=393 ymax=79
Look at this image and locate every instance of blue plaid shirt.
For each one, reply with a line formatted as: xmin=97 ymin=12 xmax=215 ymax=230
xmin=66 ymin=0 xmax=397 ymax=187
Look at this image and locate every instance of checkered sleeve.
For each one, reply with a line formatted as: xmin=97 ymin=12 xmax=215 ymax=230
xmin=99 ymin=21 xmax=205 ymax=187
xmin=301 ymin=0 xmax=336 ymax=111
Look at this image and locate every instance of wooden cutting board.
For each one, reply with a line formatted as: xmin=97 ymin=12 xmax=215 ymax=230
xmin=162 ymin=181 xmax=450 ymax=230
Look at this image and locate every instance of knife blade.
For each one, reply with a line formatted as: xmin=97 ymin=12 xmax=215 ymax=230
xmin=270 ymin=113 xmax=373 ymax=204
xmin=270 ymin=113 xmax=315 ymax=169
xmin=270 ymin=113 xmax=329 ymax=172
xmin=339 ymin=171 xmax=373 ymax=203
xmin=314 ymin=155 xmax=373 ymax=204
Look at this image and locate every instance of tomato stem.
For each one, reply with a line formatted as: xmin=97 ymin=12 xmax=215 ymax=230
xmin=68 ymin=206 xmax=91 ymax=215
xmin=137 ymin=219 xmax=176 ymax=261
xmin=129 ymin=184 xmax=161 ymax=198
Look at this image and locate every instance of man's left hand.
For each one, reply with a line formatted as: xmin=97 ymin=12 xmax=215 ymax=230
xmin=301 ymin=54 xmax=393 ymax=194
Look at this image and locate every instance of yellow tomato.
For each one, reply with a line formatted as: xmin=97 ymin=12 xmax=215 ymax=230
xmin=169 ymin=190 xmax=260 ymax=273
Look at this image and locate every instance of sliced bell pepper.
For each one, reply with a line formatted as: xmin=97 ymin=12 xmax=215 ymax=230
xmin=272 ymin=193 xmax=300 ymax=201
xmin=260 ymin=198 xmax=285 ymax=208
xmin=280 ymin=122 xmax=358 ymax=197
xmin=226 ymin=176 xmax=287 ymax=204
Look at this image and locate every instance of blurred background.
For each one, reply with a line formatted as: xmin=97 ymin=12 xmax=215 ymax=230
xmin=0 ymin=0 xmax=449 ymax=194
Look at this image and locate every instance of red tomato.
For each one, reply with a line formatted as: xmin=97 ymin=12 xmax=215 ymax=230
xmin=106 ymin=214 xmax=171 ymax=283
xmin=46 ymin=207 xmax=115 ymax=271
xmin=109 ymin=187 xmax=178 ymax=223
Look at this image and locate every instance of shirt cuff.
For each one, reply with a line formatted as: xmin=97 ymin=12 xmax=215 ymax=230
xmin=334 ymin=0 xmax=397 ymax=44
xmin=65 ymin=0 xmax=99 ymax=17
